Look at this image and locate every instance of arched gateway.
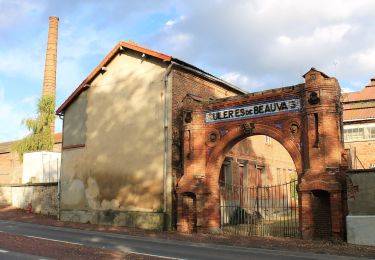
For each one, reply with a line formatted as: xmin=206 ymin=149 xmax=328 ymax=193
xmin=176 ymin=68 xmax=349 ymax=239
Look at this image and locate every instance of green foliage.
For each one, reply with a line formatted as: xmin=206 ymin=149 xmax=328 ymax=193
xmin=13 ymin=95 xmax=55 ymax=161
xmin=291 ymin=175 xmax=298 ymax=200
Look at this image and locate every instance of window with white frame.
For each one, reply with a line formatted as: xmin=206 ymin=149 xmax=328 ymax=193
xmin=344 ymin=125 xmax=375 ymax=141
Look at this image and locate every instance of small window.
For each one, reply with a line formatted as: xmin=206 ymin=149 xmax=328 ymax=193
xmin=276 ymin=168 xmax=281 ymax=184
xmin=369 ymin=127 xmax=375 ymax=139
xmin=344 ymin=127 xmax=365 ymax=141
xmin=222 ymin=158 xmax=232 ymax=185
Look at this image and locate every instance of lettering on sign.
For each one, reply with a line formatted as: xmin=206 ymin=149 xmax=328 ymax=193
xmin=205 ymin=98 xmax=301 ymax=124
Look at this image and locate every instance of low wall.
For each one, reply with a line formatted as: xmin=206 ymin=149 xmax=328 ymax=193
xmin=60 ymin=209 xmax=165 ymax=230
xmin=346 ymin=169 xmax=375 ymax=246
xmin=0 ymin=183 xmax=57 ymax=216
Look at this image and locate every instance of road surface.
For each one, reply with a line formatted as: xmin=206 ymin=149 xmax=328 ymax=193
xmin=0 ymin=220 xmax=369 ymax=260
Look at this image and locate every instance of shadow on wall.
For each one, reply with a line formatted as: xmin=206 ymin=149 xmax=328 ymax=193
xmin=62 ymin=55 xmax=169 ymax=213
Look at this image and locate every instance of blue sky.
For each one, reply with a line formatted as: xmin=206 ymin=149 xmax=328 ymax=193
xmin=1 ymin=0 xmax=375 ymax=142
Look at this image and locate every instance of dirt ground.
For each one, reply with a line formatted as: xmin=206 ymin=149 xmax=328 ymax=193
xmin=0 ymin=206 xmax=374 ymax=259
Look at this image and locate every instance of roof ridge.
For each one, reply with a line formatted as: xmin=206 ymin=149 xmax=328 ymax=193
xmin=56 ymin=41 xmax=246 ymax=115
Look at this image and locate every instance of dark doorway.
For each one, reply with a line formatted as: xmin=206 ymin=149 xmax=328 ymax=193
xmin=311 ymin=190 xmax=332 ymax=239
xmin=182 ymin=193 xmax=197 ymax=233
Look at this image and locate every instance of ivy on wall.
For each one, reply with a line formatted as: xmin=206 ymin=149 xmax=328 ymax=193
xmin=13 ymin=95 xmax=55 ymax=161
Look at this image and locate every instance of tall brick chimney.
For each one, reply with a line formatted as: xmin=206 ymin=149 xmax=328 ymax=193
xmin=42 ymin=16 xmax=59 ymax=134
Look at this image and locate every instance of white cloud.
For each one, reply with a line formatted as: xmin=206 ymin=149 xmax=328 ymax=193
xmin=0 ymin=0 xmax=42 ymax=29
xmin=342 ymin=87 xmax=355 ymax=93
xmin=165 ymin=15 xmax=185 ymax=27
xmin=0 ymin=47 xmax=44 ymax=80
xmin=220 ymin=72 xmax=264 ymax=91
xmin=350 ymin=48 xmax=375 ymax=72
xmin=153 ymin=0 xmax=375 ymax=90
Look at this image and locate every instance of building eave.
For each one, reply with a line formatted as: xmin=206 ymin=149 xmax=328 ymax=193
xmin=56 ymin=41 xmax=246 ymax=115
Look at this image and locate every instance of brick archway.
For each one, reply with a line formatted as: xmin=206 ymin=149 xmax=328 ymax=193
xmin=176 ymin=68 xmax=349 ymax=239
xmin=206 ymin=123 xmax=303 ymax=185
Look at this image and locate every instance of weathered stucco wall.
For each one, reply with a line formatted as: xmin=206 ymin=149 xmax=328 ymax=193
xmin=347 ymin=171 xmax=375 ymax=215
xmin=0 ymin=183 xmax=57 ymax=215
xmin=346 ymin=170 xmax=375 ymax=246
xmin=60 ymin=51 xmax=169 ymax=229
xmin=63 ymin=91 xmax=87 ymax=146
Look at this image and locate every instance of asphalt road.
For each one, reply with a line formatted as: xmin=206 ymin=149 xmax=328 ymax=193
xmin=0 ymin=220 xmax=369 ymax=260
xmin=0 ymin=248 xmax=50 ymax=260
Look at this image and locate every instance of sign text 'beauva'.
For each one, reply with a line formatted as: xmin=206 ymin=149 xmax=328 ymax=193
xmin=205 ymin=98 xmax=301 ymax=123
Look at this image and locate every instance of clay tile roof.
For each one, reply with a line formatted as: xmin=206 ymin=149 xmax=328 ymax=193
xmin=342 ymin=84 xmax=375 ymax=103
xmin=343 ymin=107 xmax=375 ymax=122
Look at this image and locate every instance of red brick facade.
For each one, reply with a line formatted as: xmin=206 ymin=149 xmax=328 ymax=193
xmin=176 ymin=68 xmax=348 ymax=239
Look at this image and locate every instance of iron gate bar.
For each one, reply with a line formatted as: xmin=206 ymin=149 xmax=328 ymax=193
xmin=220 ymin=179 xmax=300 ymax=238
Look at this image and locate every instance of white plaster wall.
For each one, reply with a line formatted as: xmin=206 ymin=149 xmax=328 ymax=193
xmin=22 ymin=152 xmax=61 ymax=183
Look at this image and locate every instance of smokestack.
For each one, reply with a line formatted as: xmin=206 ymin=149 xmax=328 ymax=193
xmin=42 ymin=16 xmax=59 ymax=134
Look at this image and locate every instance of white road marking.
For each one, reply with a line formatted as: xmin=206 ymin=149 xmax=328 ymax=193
xmin=24 ymin=235 xmax=83 ymax=246
xmin=0 ymin=249 xmax=8 ymax=253
xmin=130 ymin=251 xmax=184 ymax=260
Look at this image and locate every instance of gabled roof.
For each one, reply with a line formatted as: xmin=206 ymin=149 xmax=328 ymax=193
xmin=56 ymin=41 xmax=172 ymax=115
xmin=302 ymin=67 xmax=330 ymax=79
xmin=56 ymin=41 xmax=246 ymax=115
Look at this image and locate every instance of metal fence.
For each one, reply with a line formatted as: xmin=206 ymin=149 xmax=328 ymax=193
xmin=220 ymin=179 xmax=300 ymax=238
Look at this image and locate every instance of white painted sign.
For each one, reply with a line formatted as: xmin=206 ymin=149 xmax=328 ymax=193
xmin=205 ymin=98 xmax=301 ymax=123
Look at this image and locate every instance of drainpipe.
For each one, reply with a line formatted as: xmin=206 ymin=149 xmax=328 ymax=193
xmin=163 ymin=63 xmax=173 ymax=228
xmin=57 ymin=114 xmax=64 ymax=220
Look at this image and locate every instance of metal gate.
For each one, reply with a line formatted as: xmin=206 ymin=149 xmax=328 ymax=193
xmin=220 ymin=179 xmax=300 ymax=238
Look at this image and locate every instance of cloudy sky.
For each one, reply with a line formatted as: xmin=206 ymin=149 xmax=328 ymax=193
xmin=1 ymin=0 xmax=375 ymax=141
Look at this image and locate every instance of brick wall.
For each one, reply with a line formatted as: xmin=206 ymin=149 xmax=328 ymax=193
xmin=311 ymin=190 xmax=332 ymax=239
xmin=344 ymin=140 xmax=375 ymax=169
xmin=226 ymin=136 xmax=296 ymax=187
xmin=177 ymin=68 xmax=347 ymax=239
xmin=0 ymin=152 xmax=22 ymax=184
